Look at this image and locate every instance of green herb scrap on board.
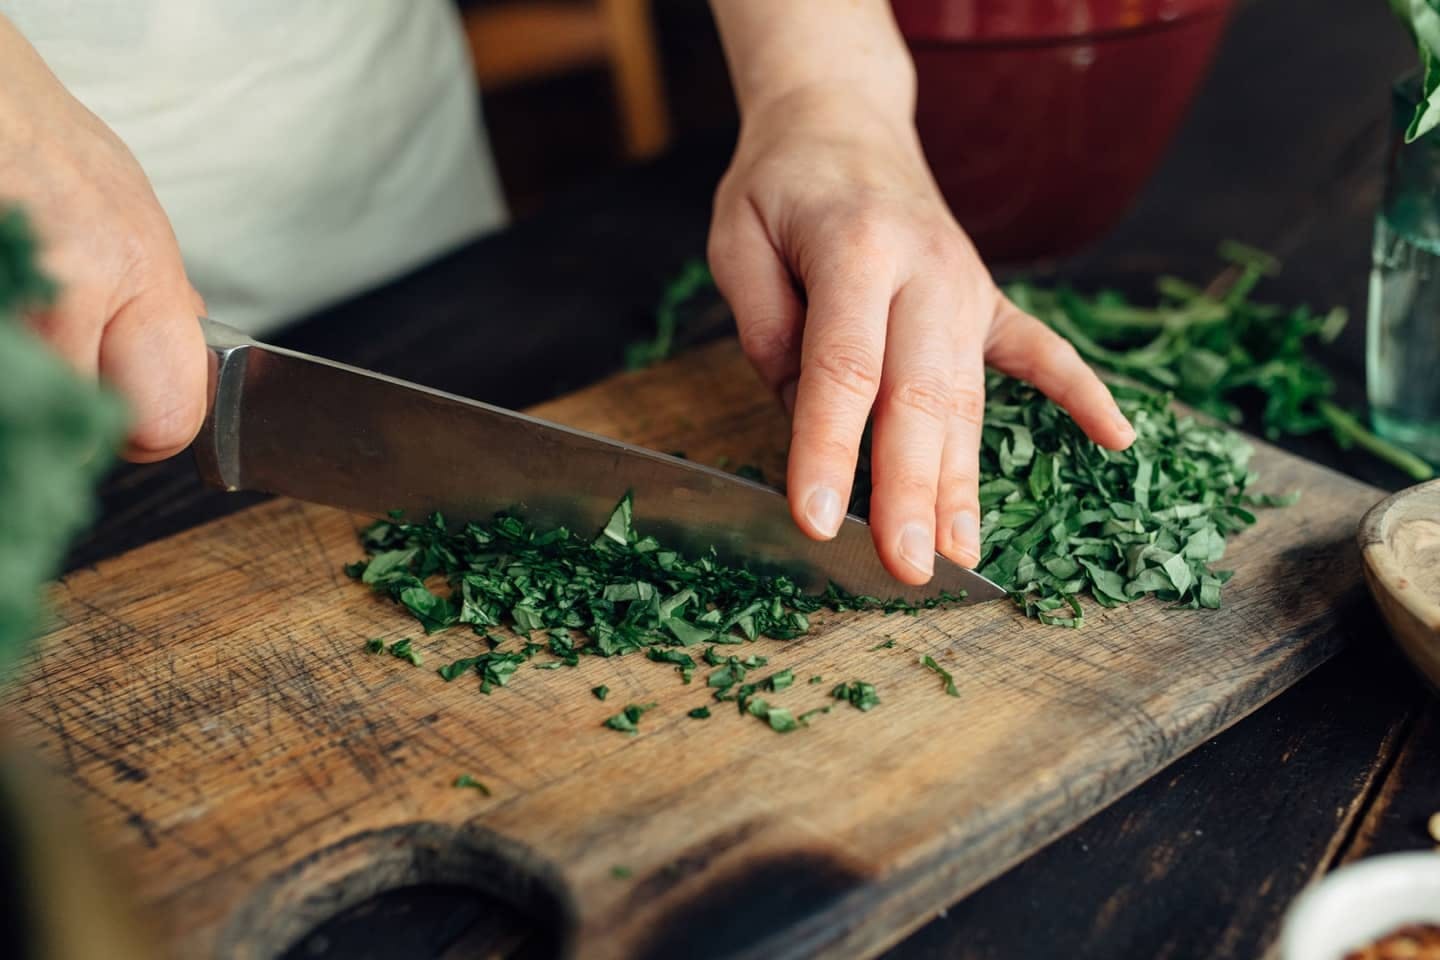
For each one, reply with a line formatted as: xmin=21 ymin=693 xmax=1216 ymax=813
xmin=453 ymin=774 xmax=490 ymax=795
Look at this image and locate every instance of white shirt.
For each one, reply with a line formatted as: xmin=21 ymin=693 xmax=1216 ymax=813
xmin=2 ymin=0 xmax=508 ymax=333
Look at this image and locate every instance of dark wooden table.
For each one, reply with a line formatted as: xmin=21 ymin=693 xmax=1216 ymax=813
xmin=66 ymin=1 xmax=1440 ymax=957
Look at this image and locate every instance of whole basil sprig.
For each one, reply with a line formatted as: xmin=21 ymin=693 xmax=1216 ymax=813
xmin=1007 ymin=242 xmax=1434 ymax=482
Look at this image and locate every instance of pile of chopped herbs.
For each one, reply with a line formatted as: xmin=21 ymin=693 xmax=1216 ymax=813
xmin=0 ymin=208 xmax=125 ymax=680
xmin=348 ymin=495 xmax=952 ymax=733
xmin=973 ymin=373 xmax=1295 ymax=626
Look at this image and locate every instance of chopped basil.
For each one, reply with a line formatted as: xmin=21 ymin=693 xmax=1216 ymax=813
xmin=387 ymin=638 xmax=422 ymax=667
xmin=646 ymin=648 xmax=696 ymax=683
xmin=920 ymin=655 xmax=960 ymax=698
xmin=831 ymin=681 xmax=880 ymax=712
xmin=453 ymin=774 xmax=490 ymax=795
xmin=603 ymin=702 xmax=657 ymax=735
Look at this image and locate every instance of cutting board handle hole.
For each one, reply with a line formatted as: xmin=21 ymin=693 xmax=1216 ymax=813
xmin=216 ymin=821 xmax=574 ymax=959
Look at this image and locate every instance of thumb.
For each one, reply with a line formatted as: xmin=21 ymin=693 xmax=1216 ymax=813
xmin=99 ymin=287 xmax=209 ymax=462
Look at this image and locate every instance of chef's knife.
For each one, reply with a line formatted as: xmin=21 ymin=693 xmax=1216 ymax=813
xmin=194 ymin=318 xmax=1006 ymax=604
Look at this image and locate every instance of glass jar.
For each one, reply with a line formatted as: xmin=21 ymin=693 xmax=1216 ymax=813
xmin=1368 ymin=75 xmax=1440 ymax=465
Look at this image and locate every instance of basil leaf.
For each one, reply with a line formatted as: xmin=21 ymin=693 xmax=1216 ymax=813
xmin=920 ymin=655 xmax=960 ymax=698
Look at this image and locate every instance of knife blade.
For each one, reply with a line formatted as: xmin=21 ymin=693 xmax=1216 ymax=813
xmin=194 ymin=318 xmax=1006 ymax=604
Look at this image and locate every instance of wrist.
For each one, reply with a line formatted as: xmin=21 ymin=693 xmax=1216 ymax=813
xmin=741 ymin=52 xmax=916 ymax=124
xmin=738 ymin=81 xmax=922 ymax=165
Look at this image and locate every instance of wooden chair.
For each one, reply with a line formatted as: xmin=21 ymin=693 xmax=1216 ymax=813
xmin=461 ymin=0 xmax=671 ymax=160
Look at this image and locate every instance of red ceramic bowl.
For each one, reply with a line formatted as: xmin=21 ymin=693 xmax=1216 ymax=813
xmin=892 ymin=0 xmax=1233 ymax=263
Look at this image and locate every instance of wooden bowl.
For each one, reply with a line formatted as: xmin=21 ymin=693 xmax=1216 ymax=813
xmin=1358 ymin=478 xmax=1440 ymax=689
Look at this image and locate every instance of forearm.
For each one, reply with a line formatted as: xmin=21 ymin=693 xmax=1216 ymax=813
xmin=706 ymin=0 xmax=916 ymax=121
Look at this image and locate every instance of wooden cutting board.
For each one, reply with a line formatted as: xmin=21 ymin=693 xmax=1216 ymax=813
xmin=2 ymin=339 xmax=1383 ymax=959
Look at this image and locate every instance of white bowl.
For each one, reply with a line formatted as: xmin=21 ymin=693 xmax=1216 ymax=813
xmin=1280 ymin=852 xmax=1440 ymax=960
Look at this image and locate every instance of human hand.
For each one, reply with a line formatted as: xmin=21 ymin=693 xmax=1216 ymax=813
xmin=0 ymin=15 xmax=207 ymax=463
xmin=708 ymin=89 xmax=1135 ymax=585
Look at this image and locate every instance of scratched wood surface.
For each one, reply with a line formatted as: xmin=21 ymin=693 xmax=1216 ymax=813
xmin=2 ymin=338 xmax=1385 ymax=960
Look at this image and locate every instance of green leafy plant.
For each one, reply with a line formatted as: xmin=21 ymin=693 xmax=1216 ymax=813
xmin=1008 ymin=242 xmax=1433 ymax=481
xmin=0 ymin=209 xmax=125 ymax=679
xmin=625 ymin=259 xmax=713 ymax=370
xmin=1392 ymin=0 xmax=1440 ymax=142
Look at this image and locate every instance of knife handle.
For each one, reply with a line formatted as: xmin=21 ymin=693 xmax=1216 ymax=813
xmin=195 ymin=317 xmax=255 ymax=493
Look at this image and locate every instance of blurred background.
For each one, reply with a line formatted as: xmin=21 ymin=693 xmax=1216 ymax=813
xmin=454 ymin=0 xmax=1240 ymax=264
xmin=454 ymin=0 xmax=734 ymax=216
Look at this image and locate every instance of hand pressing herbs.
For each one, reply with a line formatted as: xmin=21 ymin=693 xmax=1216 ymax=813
xmin=641 ymin=247 xmax=1430 ymax=482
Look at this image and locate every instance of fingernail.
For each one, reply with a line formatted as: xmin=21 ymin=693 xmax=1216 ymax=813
xmin=951 ymin=511 xmax=980 ymax=567
xmin=804 ymin=486 xmax=843 ymax=538
xmin=898 ymin=522 xmax=935 ymax=578
xmin=780 ymin=380 xmax=798 ymax=416
xmin=1113 ymin=407 xmax=1135 ymax=438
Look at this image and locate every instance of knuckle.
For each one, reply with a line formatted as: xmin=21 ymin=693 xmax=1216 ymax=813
xmin=888 ymin=371 xmax=953 ymax=421
xmin=1044 ymin=335 xmax=1084 ymax=369
xmin=806 ymin=432 xmax=859 ymax=464
xmin=129 ymin=396 xmax=205 ymax=457
xmin=874 ymin=472 xmax=938 ymax=504
xmin=840 ymin=207 xmax=896 ymax=262
xmin=917 ymin=227 xmax=965 ymax=270
xmin=1016 ymin=336 xmax=1086 ymax=399
xmin=937 ymin=468 xmax=980 ymax=506
xmin=809 ymin=340 xmax=882 ymax=401
xmin=952 ymin=383 xmax=985 ymax=426
xmin=706 ymin=230 xmax=737 ymax=283
xmin=737 ymin=321 xmax=797 ymax=368
xmin=791 ymin=430 xmax=861 ymax=482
